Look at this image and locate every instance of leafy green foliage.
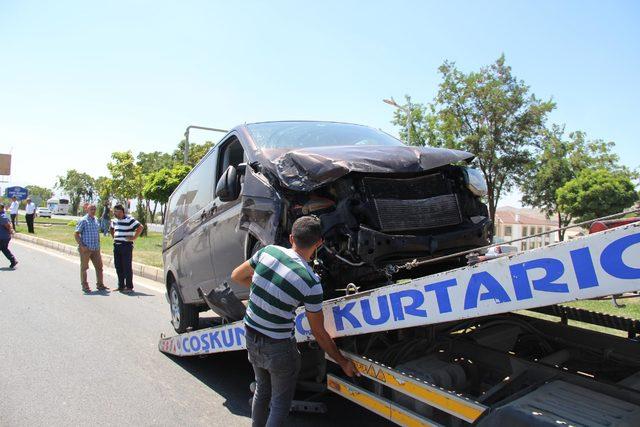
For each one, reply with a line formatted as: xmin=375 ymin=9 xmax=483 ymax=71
xmin=557 ymin=169 xmax=638 ymax=223
xmin=137 ymin=151 xmax=174 ymax=175
xmin=55 ymin=170 xmax=95 ymax=215
xmin=95 ymin=176 xmax=113 ymax=215
xmin=172 ymin=140 xmax=214 ymax=167
xmin=107 ymin=151 xmax=148 ymax=235
xmin=25 ymin=185 xmax=53 ymax=207
xmin=391 ymin=55 xmax=555 ymax=224
xmin=521 ymin=126 xmax=633 ymax=240
xmin=107 ymin=151 xmax=142 ymax=204
xmin=142 ymin=164 xmax=191 ymax=224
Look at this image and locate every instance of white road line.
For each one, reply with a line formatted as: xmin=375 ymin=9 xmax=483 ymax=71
xmin=12 ymin=239 xmax=166 ymax=294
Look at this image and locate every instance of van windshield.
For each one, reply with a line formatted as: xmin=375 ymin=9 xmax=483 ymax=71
xmin=246 ymin=121 xmax=405 ymax=149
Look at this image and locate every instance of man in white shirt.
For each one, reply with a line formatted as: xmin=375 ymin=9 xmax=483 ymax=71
xmin=9 ymin=196 xmax=19 ymax=230
xmin=25 ymin=197 xmax=37 ymax=234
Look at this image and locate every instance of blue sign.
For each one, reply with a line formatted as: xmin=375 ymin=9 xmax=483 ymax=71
xmin=4 ymin=186 xmax=29 ymax=200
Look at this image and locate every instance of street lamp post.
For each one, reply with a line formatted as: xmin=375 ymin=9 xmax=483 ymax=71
xmin=183 ymin=125 xmax=229 ymax=164
xmin=383 ymin=97 xmax=412 ymax=145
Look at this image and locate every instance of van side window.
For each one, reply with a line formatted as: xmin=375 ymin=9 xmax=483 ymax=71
xmin=216 ymin=138 xmax=245 ymax=199
xmin=166 ymin=148 xmax=217 ymax=231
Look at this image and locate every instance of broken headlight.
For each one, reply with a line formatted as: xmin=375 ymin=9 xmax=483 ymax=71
xmin=463 ymin=167 xmax=488 ymax=196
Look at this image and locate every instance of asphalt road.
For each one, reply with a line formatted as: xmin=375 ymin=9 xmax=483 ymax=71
xmin=0 ymin=241 xmax=389 ymax=427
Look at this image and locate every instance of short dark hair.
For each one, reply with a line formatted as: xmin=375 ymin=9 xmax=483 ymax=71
xmin=291 ymin=216 xmax=322 ymax=248
xmin=113 ymin=204 xmax=125 ymax=213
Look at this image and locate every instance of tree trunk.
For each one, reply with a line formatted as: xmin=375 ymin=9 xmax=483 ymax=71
xmin=151 ymin=201 xmax=158 ymax=223
xmin=557 ymin=211 xmax=564 ymax=242
xmin=487 ymin=189 xmax=497 ymax=235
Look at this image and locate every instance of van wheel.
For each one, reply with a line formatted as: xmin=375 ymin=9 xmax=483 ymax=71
xmin=250 ymin=240 xmax=264 ymax=259
xmin=169 ymin=281 xmax=198 ymax=333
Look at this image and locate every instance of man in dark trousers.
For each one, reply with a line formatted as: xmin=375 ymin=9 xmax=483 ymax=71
xmin=24 ymin=197 xmax=36 ymax=233
xmin=110 ymin=204 xmax=143 ymax=293
xmin=231 ymin=216 xmax=358 ymax=427
xmin=0 ymin=203 xmax=18 ymax=269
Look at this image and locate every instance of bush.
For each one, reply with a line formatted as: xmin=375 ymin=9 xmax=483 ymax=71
xmin=67 ymin=220 xmax=78 ymax=227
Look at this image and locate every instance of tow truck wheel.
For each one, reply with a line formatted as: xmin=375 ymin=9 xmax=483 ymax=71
xmin=169 ymin=281 xmax=198 ymax=333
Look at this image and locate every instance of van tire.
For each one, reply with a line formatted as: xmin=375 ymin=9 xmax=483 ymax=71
xmin=169 ymin=281 xmax=198 ymax=333
xmin=250 ymin=240 xmax=264 ymax=259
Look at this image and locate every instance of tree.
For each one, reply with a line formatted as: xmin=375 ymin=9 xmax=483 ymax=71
xmin=521 ymin=127 xmax=631 ymax=240
xmin=391 ymin=55 xmax=555 ymax=225
xmin=107 ymin=151 xmax=140 ymax=204
xmin=55 ymin=170 xmax=95 ymax=215
xmin=172 ymin=140 xmax=214 ymax=167
xmin=557 ymin=169 xmax=638 ymax=223
xmin=137 ymin=151 xmax=174 ymax=175
xmin=25 ymin=185 xmax=53 ymax=207
xmin=108 ymin=151 xmax=147 ymax=236
xmin=95 ymin=176 xmax=113 ymax=216
xmin=143 ymin=164 xmax=191 ymax=224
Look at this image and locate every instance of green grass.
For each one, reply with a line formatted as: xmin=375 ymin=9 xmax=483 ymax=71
xmin=520 ymin=297 xmax=640 ymax=337
xmin=565 ymin=298 xmax=640 ymax=319
xmin=19 ymin=222 xmax=164 ymax=268
xmin=15 ymin=213 xmax=70 ymax=225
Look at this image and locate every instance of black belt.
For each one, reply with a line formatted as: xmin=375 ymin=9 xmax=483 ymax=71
xmin=245 ymin=325 xmax=292 ymax=342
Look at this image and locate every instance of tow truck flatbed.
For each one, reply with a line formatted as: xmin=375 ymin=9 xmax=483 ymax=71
xmin=159 ymin=221 xmax=640 ymax=426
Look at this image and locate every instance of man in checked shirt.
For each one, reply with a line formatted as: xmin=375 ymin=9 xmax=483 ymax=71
xmin=74 ymin=204 xmax=108 ymax=293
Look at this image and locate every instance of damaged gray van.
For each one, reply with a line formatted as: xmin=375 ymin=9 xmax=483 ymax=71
xmin=163 ymin=121 xmax=492 ymax=332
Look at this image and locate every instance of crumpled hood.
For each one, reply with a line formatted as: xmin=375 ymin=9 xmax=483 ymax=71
xmin=259 ymin=145 xmax=474 ymax=191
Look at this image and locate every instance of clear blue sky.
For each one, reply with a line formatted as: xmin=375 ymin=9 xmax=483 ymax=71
xmin=1 ymin=1 xmax=638 ymax=206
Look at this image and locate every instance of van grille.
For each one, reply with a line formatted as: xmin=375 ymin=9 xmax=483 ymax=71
xmin=362 ymin=174 xmax=451 ymax=199
xmin=373 ymin=194 xmax=462 ymax=232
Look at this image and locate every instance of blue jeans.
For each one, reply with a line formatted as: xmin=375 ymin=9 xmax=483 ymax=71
xmin=246 ymin=327 xmax=300 ymax=427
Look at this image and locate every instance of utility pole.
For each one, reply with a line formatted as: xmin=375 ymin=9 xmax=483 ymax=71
xmin=183 ymin=125 xmax=229 ymax=164
xmin=383 ymin=97 xmax=412 ymax=145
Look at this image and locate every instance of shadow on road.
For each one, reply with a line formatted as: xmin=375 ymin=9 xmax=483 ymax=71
xmin=160 ymin=337 xmax=393 ymax=426
xmin=158 ymin=315 xmax=389 ymax=426
xmin=0 ymin=267 xmax=17 ymax=271
xmin=162 ymin=351 xmax=254 ymax=418
xmin=123 ymin=290 xmax=154 ymax=297
xmin=83 ymin=291 xmax=111 ymax=296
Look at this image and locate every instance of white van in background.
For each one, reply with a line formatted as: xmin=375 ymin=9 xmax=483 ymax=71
xmin=47 ymin=198 xmax=70 ymax=215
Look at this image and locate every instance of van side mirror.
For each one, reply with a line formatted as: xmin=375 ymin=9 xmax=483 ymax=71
xmin=216 ymin=165 xmax=240 ymax=202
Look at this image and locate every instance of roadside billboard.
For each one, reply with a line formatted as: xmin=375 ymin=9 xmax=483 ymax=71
xmin=0 ymin=154 xmax=10 ymax=175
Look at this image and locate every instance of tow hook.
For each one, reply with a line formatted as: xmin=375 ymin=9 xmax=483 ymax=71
xmin=335 ymin=283 xmax=360 ymax=296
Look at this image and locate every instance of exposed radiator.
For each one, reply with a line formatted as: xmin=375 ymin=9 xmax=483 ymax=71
xmin=373 ymin=194 xmax=462 ymax=232
xmin=362 ymin=173 xmax=451 ymax=200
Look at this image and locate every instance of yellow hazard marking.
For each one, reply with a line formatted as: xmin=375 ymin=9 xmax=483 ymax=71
xmin=383 ymin=371 xmax=483 ymax=422
xmin=367 ymin=364 xmax=377 ymax=377
xmin=346 ymin=356 xmax=485 ymax=422
xmin=328 ymin=375 xmax=436 ymax=427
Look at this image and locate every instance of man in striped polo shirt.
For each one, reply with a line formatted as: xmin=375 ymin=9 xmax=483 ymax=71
xmin=110 ymin=204 xmax=143 ymax=293
xmin=232 ymin=216 xmax=357 ymax=427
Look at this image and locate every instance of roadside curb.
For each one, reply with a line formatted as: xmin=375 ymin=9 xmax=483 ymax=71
xmin=13 ymin=233 xmax=164 ymax=283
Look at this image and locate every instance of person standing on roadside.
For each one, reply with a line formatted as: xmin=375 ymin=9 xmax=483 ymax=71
xmin=25 ymin=197 xmax=37 ymax=233
xmin=0 ymin=203 xmax=18 ymax=269
xmin=110 ymin=204 xmax=143 ymax=293
xmin=100 ymin=203 xmax=111 ymax=236
xmin=9 ymin=196 xmax=19 ymax=230
xmin=231 ymin=216 xmax=358 ymax=427
xmin=74 ymin=204 xmax=108 ymax=293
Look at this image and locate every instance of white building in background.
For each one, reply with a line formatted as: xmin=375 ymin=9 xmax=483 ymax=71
xmin=493 ymin=206 xmax=577 ymax=250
